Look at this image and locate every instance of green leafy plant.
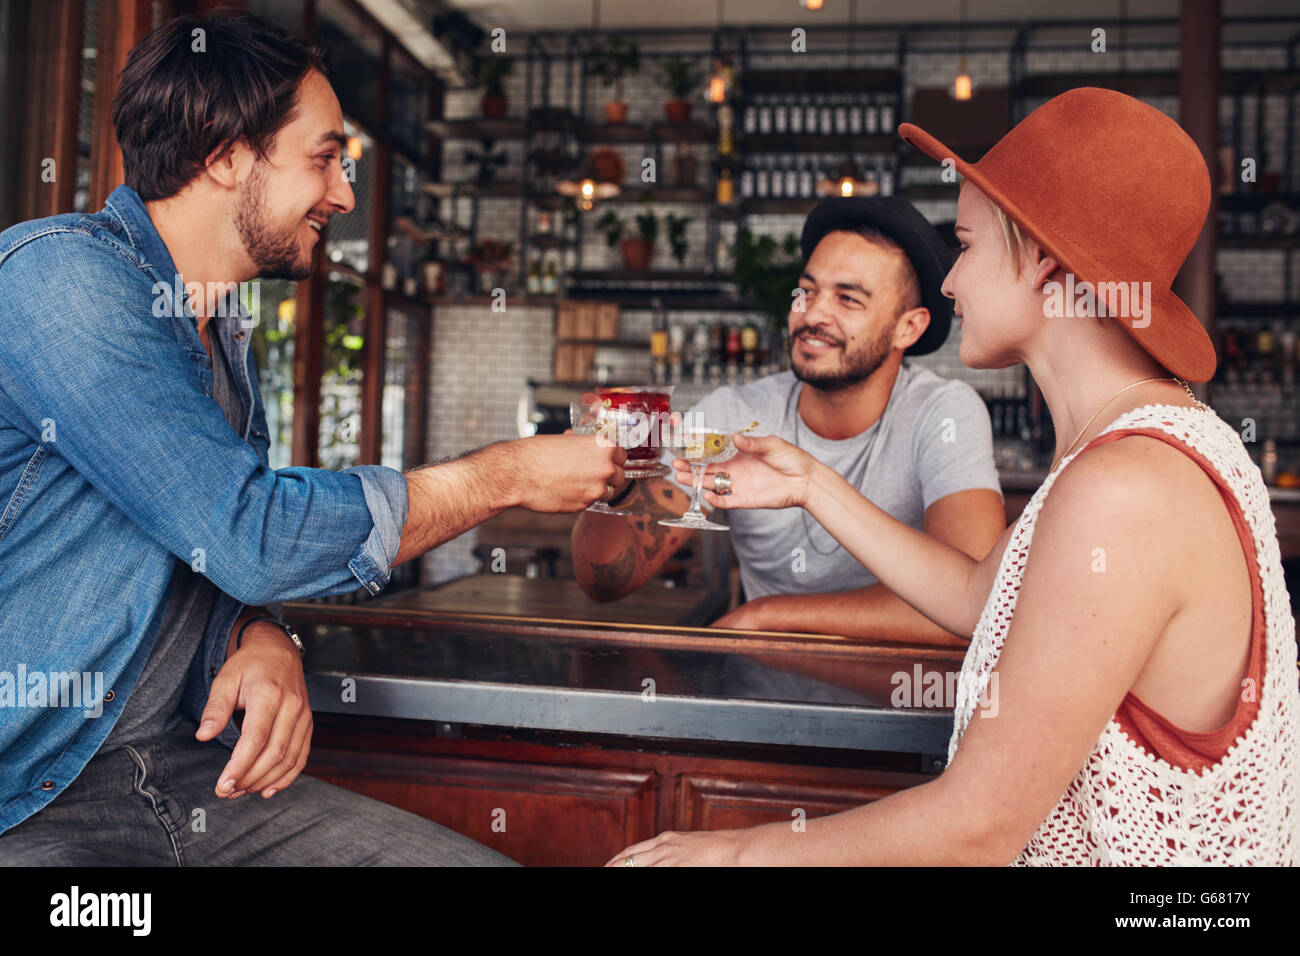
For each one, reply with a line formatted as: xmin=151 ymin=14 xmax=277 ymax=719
xmin=665 ymin=213 xmax=690 ymax=264
xmin=476 ymin=55 xmax=514 ymax=98
xmin=658 ymin=56 xmax=702 ymax=99
xmin=634 ymin=193 xmax=659 ymax=243
xmin=585 ymin=36 xmax=640 ymax=101
xmin=595 ymin=209 xmax=624 ymax=248
xmin=732 ymin=227 xmax=803 ymax=332
xmin=597 ymin=195 xmax=665 ymax=246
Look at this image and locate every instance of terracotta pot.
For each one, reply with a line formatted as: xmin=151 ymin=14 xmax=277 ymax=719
xmin=481 ymin=95 xmax=507 ymax=118
xmin=664 ymin=99 xmax=692 ymax=125
xmin=604 ymin=101 xmax=629 ymax=124
xmin=619 ymin=238 xmax=653 ymax=270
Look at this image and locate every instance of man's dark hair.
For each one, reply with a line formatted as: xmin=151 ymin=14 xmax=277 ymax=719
xmin=111 ymin=10 xmax=329 ymax=201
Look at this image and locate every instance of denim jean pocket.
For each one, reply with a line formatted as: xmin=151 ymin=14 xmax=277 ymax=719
xmin=0 ymin=443 xmax=48 ymax=544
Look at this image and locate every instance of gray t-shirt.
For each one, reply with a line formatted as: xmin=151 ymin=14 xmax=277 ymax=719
xmin=101 ymin=330 xmax=238 ymax=748
xmin=669 ymin=362 xmax=1001 ymax=600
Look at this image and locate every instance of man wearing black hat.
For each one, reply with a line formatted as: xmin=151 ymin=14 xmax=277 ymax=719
xmin=571 ymin=197 xmax=1004 ymax=645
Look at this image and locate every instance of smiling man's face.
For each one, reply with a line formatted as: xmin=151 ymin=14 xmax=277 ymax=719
xmin=788 ymin=230 xmax=920 ymax=392
xmin=233 ymin=69 xmax=355 ymax=280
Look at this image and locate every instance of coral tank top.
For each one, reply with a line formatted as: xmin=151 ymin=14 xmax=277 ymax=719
xmin=1077 ymin=427 xmax=1263 ymax=774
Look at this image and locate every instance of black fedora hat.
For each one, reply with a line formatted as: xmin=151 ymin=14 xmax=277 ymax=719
xmin=800 ymin=196 xmax=955 ymax=356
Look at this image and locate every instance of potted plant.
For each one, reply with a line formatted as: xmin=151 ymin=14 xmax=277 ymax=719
xmin=596 ymin=201 xmax=658 ymax=271
xmin=732 ymin=227 xmax=803 ymax=332
xmin=476 ymin=55 xmax=514 ymax=118
xmin=658 ymin=56 xmax=701 ymax=125
xmin=586 ymin=37 xmax=639 ymax=124
xmin=465 ymin=238 xmax=514 ymax=292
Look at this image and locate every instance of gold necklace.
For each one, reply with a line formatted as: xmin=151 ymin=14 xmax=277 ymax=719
xmin=1051 ymin=376 xmax=1202 ymax=471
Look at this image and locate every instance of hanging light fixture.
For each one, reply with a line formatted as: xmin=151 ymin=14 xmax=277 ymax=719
xmin=952 ymin=0 xmax=973 ymax=100
xmin=557 ymin=148 xmax=623 ymax=211
xmin=555 ymin=1 xmax=621 ymax=211
xmin=708 ymin=0 xmax=730 ymax=102
xmin=799 ymin=0 xmax=824 ymax=10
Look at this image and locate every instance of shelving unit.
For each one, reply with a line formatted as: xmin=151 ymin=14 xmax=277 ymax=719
xmin=421 ymin=18 xmax=1300 ymax=450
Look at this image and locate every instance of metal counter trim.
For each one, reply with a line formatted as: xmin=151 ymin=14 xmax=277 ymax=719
xmin=305 ymin=671 xmax=955 ymax=755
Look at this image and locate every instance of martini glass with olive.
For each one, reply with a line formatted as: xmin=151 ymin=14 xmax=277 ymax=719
xmin=659 ymin=423 xmax=758 ymax=532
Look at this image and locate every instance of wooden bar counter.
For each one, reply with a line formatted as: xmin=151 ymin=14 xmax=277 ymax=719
xmin=284 ymin=577 xmax=966 ymax=867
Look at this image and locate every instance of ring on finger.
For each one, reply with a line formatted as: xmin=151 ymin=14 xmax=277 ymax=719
xmin=712 ymin=471 xmax=732 ymax=496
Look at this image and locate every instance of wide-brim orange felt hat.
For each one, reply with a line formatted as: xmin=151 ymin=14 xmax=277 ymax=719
xmin=898 ymin=87 xmax=1217 ymax=382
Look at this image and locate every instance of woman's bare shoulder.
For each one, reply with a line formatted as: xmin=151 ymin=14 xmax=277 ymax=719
xmin=1045 ymin=434 xmax=1220 ymax=555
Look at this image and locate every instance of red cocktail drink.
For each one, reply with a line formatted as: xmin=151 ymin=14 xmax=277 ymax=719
xmin=594 ymin=385 xmax=675 ymax=471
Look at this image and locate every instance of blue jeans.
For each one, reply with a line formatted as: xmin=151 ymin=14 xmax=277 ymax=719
xmin=0 ymin=721 xmax=517 ymax=867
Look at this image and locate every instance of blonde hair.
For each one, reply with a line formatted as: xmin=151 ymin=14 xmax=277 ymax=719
xmin=990 ymin=202 xmax=1034 ymax=275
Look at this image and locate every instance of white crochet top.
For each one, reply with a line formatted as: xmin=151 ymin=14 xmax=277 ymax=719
xmin=948 ymin=403 xmax=1300 ymax=865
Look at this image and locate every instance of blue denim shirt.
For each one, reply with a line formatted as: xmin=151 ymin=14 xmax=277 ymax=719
xmin=0 ymin=185 xmax=409 ymax=834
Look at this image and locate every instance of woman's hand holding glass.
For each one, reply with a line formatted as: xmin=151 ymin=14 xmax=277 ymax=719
xmin=672 ymin=433 xmax=818 ymax=512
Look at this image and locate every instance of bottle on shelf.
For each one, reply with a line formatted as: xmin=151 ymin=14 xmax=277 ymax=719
xmin=541 ymin=258 xmax=558 ymax=295
xmin=834 ymin=94 xmax=849 ymax=135
xmin=709 ymin=321 xmax=725 ymax=384
xmin=650 ymin=308 xmax=669 ymax=385
xmin=879 ymin=97 xmax=895 ymax=133
xmin=741 ymin=320 xmax=759 ymax=382
xmin=790 ymin=94 xmax=805 ymax=134
xmin=755 ymin=156 xmax=770 ymax=198
xmin=784 ymin=156 xmax=799 ymax=199
xmin=878 ymin=157 xmax=894 ymax=197
xmin=693 ymin=320 xmax=710 ymax=384
xmin=716 ymin=167 xmax=735 ymax=205
xmin=863 ymin=96 xmax=879 ymax=135
xmin=742 ymin=100 xmax=757 ymax=134
xmin=668 ymin=323 xmax=685 ymax=384
xmin=526 ymin=256 xmax=542 ymax=295
xmin=725 ymin=324 xmax=742 ymax=383
xmin=773 ymin=95 xmax=788 ymax=134
xmin=862 ymin=159 xmax=879 ymax=196
xmin=804 ymin=96 xmax=819 ymax=135
xmin=799 ymin=158 xmax=814 ymax=199
xmin=758 ymin=95 xmax=773 ymax=135
xmin=717 ymin=103 xmax=735 ymax=155
xmin=819 ymin=99 xmax=834 ymax=137
xmin=740 ymin=163 xmax=755 ymax=198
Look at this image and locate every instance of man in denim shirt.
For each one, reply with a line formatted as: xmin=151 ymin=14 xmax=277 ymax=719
xmin=0 ymin=11 xmax=624 ymax=865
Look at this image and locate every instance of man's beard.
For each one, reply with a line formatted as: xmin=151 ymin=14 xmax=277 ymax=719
xmin=789 ymin=322 xmax=894 ymax=392
xmin=234 ymin=163 xmax=313 ymax=281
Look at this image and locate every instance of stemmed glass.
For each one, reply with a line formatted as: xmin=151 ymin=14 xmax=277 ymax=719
xmin=658 ymin=426 xmax=743 ymax=532
xmin=569 ymin=399 xmax=632 ymax=515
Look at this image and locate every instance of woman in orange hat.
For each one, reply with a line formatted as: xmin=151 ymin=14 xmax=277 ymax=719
xmin=607 ymin=88 xmax=1299 ymax=867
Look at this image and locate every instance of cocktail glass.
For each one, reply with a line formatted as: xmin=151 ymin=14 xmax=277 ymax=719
xmin=594 ymin=385 xmax=675 ymax=479
xmin=658 ymin=426 xmax=741 ymax=532
xmin=569 ymin=400 xmax=632 ymax=516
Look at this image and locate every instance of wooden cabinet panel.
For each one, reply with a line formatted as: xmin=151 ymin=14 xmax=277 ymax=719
xmin=676 ymin=773 xmax=914 ymax=832
xmin=308 ymin=749 xmax=656 ymax=867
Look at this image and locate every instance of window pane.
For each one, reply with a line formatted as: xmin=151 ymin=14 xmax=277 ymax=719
xmin=319 ymin=271 xmax=365 ymax=470
xmin=248 ymin=278 xmax=297 ymax=470
xmin=382 ymin=307 xmax=421 ymax=472
xmin=390 ymin=50 xmax=429 ymax=161
xmin=323 ymin=120 xmax=374 ymax=273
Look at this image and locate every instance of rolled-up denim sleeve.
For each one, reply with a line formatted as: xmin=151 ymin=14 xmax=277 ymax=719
xmin=341 ymin=464 xmax=409 ymax=593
